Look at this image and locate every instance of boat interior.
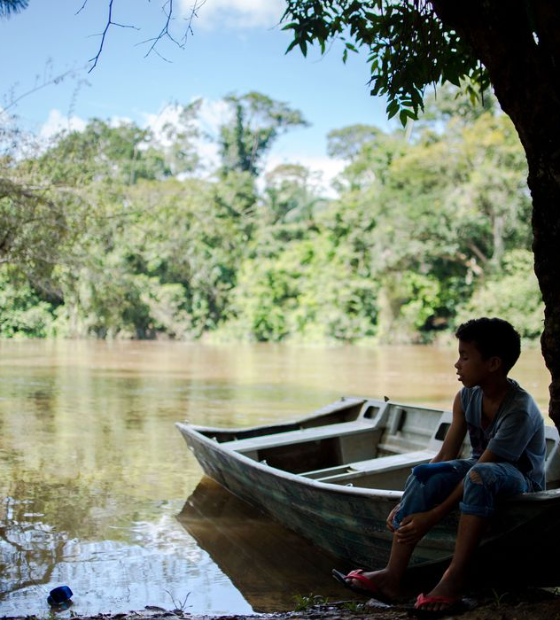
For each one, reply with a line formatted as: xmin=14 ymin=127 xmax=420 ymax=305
xmin=203 ymin=397 xmax=560 ymax=491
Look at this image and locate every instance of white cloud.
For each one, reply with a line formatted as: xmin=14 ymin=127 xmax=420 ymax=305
xmin=143 ymin=98 xmax=231 ymax=173
xmin=39 ymin=109 xmax=87 ymax=140
xmin=180 ymin=0 xmax=285 ymax=30
xmin=144 ymin=98 xmax=231 ymax=143
xmin=36 ymin=101 xmax=343 ymax=191
xmin=108 ymin=116 xmax=134 ymax=128
xmin=197 ymin=98 xmax=232 ymax=137
xmin=264 ymin=154 xmax=346 ymax=198
xmin=143 ymin=105 xmax=187 ymax=148
xmin=142 ymin=99 xmax=345 ymax=188
xmin=190 ymin=98 xmax=231 ymax=171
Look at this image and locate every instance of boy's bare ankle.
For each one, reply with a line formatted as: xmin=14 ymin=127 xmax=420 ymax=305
xmin=377 ymin=569 xmax=402 ymax=595
xmin=443 ymin=564 xmax=466 ymax=583
xmin=359 ymin=569 xmax=400 ymax=594
xmin=427 ymin=567 xmax=466 ymax=598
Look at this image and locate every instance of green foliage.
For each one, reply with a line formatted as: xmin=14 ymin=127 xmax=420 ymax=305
xmin=38 ymin=119 xmax=172 ymax=186
xmin=0 ymin=0 xmax=28 ymax=18
xmin=327 ymin=124 xmax=382 ymax=161
xmin=342 ymin=601 xmax=365 ymax=612
xmin=282 ymin=0 xmax=491 ymax=124
xmin=0 ymin=268 xmax=56 ymax=338
xmin=0 ymin=118 xmax=90 ymax=282
xmin=417 ymin=83 xmax=499 ymax=128
xmin=219 ymin=92 xmax=308 ymax=176
xmin=456 ymin=250 xmax=544 ymax=340
xmin=50 ymin=175 xmax=248 ymax=339
xmin=292 ymin=593 xmax=330 ymax=611
xmin=491 ymin=589 xmax=510 ymax=609
xmin=223 ymin=229 xmax=378 ymax=343
xmin=0 ymin=89 xmax=541 ymax=343
xmin=263 ymin=164 xmax=325 ymax=224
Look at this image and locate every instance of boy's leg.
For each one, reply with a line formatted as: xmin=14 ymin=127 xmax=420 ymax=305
xmin=418 ymin=462 xmax=529 ymax=611
xmin=392 ymin=459 xmax=474 ymax=528
xmin=342 ymin=532 xmax=417 ymax=600
xmin=416 ymin=513 xmax=488 ymax=610
xmin=345 ymin=460 xmax=474 ymax=597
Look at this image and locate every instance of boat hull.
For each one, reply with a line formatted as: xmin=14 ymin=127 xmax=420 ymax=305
xmin=177 ymin=423 xmax=460 ymax=567
xmin=177 ymin=398 xmax=560 ymax=572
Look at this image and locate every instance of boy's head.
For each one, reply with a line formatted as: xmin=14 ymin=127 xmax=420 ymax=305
xmin=455 ymin=317 xmax=521 ymax=375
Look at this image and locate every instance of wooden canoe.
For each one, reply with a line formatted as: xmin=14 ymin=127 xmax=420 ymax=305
xmin=176 ymin=397 xmax=560 ymax=571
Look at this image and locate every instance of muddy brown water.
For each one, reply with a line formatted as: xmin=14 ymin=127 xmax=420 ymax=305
xmin=0 ymin=341 xmax=551 ymax=617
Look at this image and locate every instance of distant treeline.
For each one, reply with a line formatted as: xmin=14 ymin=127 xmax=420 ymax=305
xmin=0 ymin=88 xmax=543 ymax=342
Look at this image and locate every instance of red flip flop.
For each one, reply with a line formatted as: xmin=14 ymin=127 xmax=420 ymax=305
xmin=332 ymin=568 xmax=393 ymax=604
xmin=413 ymin=593 xmax=465 ymax=617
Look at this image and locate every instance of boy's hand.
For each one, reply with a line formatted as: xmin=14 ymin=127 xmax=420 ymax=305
xmin=395 ymin=511 xmax=437 ymax=545
xmin=386 ymin=503 xmax=401 ymax=532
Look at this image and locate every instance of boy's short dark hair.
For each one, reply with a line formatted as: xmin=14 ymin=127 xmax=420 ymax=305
xmin=455 ymin=317 xmax=521 ymax=373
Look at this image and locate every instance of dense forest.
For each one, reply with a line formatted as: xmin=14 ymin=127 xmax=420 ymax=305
xmin=0 ymin=88 xmax=542 ymax=343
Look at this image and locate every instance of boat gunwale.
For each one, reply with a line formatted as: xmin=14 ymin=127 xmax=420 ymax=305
xmin=175 ymin=420 xmax=560 ymax=506
xmin=175 ymin=420 xmax=403 ymax=501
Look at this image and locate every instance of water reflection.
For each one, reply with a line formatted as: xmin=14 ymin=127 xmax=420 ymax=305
xmin=177 ymin=477 xmax=345 ymax=612
xmin=0 ymin=341 xmax=552 ymax=616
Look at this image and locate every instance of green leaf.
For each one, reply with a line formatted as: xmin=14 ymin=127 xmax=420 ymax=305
xmin=386 ymin=99 xmax=399 ymax=118
xmin=285 ymin=39 xmax=299 ymax=54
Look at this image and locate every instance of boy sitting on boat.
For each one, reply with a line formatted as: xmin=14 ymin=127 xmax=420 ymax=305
xmin=334 ymin=317 xmax=546 ymax=614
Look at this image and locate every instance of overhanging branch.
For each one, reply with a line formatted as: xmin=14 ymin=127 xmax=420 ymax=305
xmin=88 ymin=0 xmax=140 ymax=72
xmin=88 ymin=0 xmax=206 ymax=71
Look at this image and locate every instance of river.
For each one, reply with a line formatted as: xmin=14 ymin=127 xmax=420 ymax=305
xmin=0 ymin=340 xmax=551 ymax=617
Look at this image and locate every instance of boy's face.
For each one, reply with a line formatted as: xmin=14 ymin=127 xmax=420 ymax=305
xmin=454 ymin=339 xmax=500 ymax=388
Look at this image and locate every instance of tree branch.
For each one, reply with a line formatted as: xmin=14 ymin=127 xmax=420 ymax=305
xmin=467 ymin=242 xmax=488 ymax=265
xmin=1 ymin=68 xmax=79 ymax=115
xmin=140 ymin=0 xmax=206 ymax=59
xmin=75 ymin=0 xmax=88 ymax=15
xmin=88 ymin=0 xmax=140 ymax=72
xmin=84 ymin=1 xmax=207 ymax=71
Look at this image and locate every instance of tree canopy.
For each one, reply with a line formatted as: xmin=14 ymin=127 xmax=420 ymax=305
xmin=219 ymin=92 xmax=308 ymax=177
xmin=283 ymin=1 xmax=492 ymax=125
xmin=0 ymin=89 xmax=540 ymax=343
xmin=280 ymin=0 xmax=560 ymax=427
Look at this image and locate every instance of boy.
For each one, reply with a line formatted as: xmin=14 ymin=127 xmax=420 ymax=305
xmin=334 ymin=317 xmax=546 ymax=614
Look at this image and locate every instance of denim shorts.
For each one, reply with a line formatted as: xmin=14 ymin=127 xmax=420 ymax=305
xmin=393 ymin=459 xmax=530 ymax=527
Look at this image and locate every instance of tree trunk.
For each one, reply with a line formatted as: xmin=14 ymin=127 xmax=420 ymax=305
xmin=430 ymin=0 xmax=560 ymax=428
xmin=491 ymin=213 xmax=505 ymax=269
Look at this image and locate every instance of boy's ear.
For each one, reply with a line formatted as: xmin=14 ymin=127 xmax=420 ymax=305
xmin=488 ymin=356 xmax=503 ymax=372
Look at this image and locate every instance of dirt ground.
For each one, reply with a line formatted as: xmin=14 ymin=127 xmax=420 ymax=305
xmin=3 ymin=588 xmax=560 ymax=620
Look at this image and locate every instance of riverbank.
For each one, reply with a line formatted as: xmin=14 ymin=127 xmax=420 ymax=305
xmin=4 ymin=588 xmax=559 ymax=620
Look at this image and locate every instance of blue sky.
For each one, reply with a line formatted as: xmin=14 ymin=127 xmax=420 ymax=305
xmin=0 ymin=0 xmax=392 ymax=184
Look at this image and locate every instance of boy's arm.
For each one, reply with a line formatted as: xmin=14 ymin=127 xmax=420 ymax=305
xmin=431 ymin=391 xmax=468 ymax=463
xmin=386 ymin=392 xmax=467 ymax=535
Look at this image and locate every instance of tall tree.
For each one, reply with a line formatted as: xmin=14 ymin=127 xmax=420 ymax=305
xmin=263 ymin=163 xmax=324 ymax=224
xmin=327 ymin=124 xmax=382 ymax=162
xmin=281 ymin=0 xmax=560 ymax=429
xmin=219 ymin=91 xmax=308 ymax=176
xmin=40 ymin=119 xmax=172 ymax=186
